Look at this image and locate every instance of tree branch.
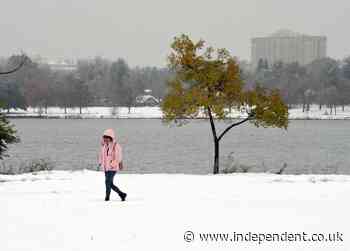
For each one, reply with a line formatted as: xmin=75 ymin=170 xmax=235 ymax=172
xmin=217 ymin=114 xmax=254 ymax=142
xmin=0 ymin=55 xmax=27 ymax=75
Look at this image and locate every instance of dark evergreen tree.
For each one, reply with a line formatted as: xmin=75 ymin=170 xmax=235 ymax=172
xmin=0 ymin=54 xmax=25 ymax=159
xmin=0 ymin=109 xmax=19 ymax=159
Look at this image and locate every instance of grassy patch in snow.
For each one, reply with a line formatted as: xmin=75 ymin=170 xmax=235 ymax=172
xmin=0 ymin=158 xmax=54 ymax=175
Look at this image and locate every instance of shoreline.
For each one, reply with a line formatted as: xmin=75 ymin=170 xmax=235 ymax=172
xmin=1 ymin=169 xmax=350 ymax=177
xmin=2 ymin=105 xmax=350 ymax=120
xmin=4 ymin=115 xmax=350 ymax=120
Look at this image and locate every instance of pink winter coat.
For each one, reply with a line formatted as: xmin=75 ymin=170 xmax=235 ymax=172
xmin=98 ymin=129 xmax=123 ymax=172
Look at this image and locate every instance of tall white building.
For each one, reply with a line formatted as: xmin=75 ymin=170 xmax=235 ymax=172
xmin=251 ymin=29 xmax=327 ymax=70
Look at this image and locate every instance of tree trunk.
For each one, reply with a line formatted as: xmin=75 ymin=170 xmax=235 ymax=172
xmin=213 ymin=139 xmax=219 ymax=174
xmin=207 ymin=106 xmax=251 ymax=174
xmin=80 ymin=105 xmax=82 ymax=114
xmin=207 ymin=106 xmax=219 ymax=174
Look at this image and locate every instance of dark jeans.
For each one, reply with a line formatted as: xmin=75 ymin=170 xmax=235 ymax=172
xmin=105 ymin=171 xmax=124 ymax=199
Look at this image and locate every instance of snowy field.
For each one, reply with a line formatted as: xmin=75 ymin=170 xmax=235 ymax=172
xmin=3 ymin=105 xmax=350 ymax=119
xmin=1 ymin=170 xmax=349 ymax=251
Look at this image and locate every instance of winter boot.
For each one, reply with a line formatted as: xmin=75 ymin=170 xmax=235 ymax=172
xmin=120 ymin=192 xmax=127 ymax=202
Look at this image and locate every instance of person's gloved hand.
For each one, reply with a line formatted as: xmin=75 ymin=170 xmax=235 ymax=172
xmin=97 ymin=163 xmax=101 ymax=171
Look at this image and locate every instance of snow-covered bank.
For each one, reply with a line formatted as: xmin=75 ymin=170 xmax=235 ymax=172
xmin=3 ymin=107 xmax=164 ymax=119
xmin=1 ymin=170 xmax=349 ymax=251
xmin=3 ymin=105 xmax=350 ymax=119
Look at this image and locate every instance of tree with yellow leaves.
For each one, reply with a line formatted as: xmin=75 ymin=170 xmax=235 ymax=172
xmin=161 ymin=35 xmax=289 ymax=174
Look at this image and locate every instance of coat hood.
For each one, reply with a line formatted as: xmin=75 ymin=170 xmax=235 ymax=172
xmin=102 ymin=128 xmax=116 ymax=144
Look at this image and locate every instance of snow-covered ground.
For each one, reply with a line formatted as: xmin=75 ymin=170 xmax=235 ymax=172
xmin=1 ymin=170 xmax=349 ymax=251
xmin=3 ymin=105 xmax=350 ymax=119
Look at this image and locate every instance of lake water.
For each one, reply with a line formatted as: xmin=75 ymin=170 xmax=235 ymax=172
xmin=1 ymin=119 xmax=349 ymax=174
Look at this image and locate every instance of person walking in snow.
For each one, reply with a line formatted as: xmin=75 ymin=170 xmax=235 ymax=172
xmin=98 ymin=128 xmax=127 ymax=202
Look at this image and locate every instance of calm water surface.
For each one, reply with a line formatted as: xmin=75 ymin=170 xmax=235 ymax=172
xmin=1 ymin=119 xmax=349 ymax=174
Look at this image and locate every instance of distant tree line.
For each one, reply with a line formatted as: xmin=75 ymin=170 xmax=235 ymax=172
xmin=0 ymin=55 xmax=171 ymax=113
xmin=244 ymin=57 xmax=350 ymax=114
xmin=1 ymin=54 xmax=350 ymax=114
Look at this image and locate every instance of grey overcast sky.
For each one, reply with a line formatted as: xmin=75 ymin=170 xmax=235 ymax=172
xmin=0 ymin=0 xmax=349 ymax=67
